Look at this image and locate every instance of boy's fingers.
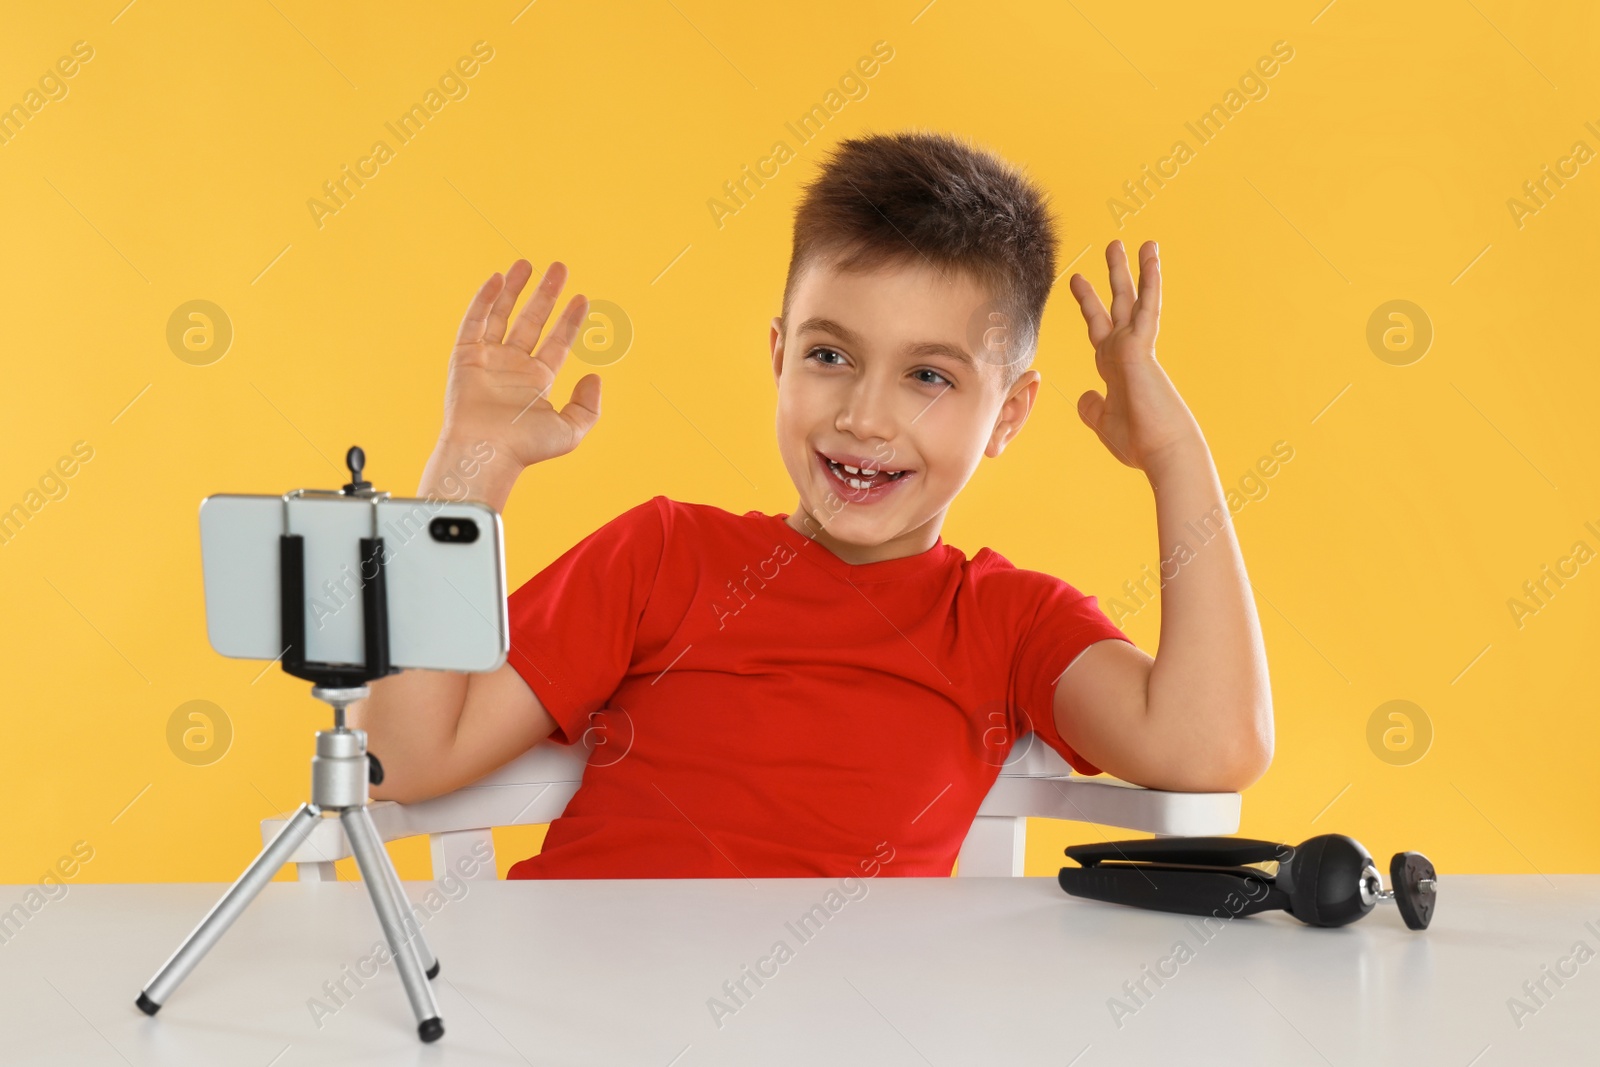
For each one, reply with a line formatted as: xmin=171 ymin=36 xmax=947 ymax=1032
xmin=483 ymin=259 xmax=535 ymax=345
xmin=558 ymin=373 xmax=603 ymax=445
xmin=1106 ymin=241 xmax=1136 ymax=327
xmin=454 ymin=271 xmax=505 ymax=346
xmin=1069 ymin=273 xmax=1112 ymax=347
xmin=504 ymin=261 xmax=569 ymax=355
xmin=1077 ymin=389 xmax=1103 ymax=431
xmin=532 ymin=294 xmax=589 ymax=377
xmin=1133 ymin=241 xmax=1161 ymax=337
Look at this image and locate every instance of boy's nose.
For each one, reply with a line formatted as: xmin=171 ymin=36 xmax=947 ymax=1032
xmin=835 ymin=378 xmax=898 ymax=443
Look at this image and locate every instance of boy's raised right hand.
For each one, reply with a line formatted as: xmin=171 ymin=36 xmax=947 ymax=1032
xmin=438 ymin=259 xmax=601 ymax=473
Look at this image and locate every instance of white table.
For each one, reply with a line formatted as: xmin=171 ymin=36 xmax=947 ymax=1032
xmin=2 ymin=875 xmax=1596 ymax=1065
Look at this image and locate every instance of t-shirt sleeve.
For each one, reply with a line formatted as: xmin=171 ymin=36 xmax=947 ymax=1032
xmin=504 ymin=495 xmax=667 ymax=746
xmin=1010 ymin=573 xmax=1136 ymax=777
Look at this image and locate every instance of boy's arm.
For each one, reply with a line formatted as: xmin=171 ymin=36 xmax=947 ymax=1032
xmin=350 ymin=259 xmax=602 ymax=804
xmin=361 ymin=645 xmax=558 ymax=806
xmin=1052 ymin=441 xmax=1272 ymax=792
xmin=1051 ymin=241 xmax=1274 ymax=794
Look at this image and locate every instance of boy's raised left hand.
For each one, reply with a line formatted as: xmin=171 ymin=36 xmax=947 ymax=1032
xmin=1068 ymin=240 xmax=1203 ymax=477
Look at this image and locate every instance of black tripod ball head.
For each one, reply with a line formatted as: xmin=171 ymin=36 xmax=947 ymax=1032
xmin=1276 ymin=834 xmax=1373 ymax=927
xmin=1278 ymin=834 xmax=1437 ymax=930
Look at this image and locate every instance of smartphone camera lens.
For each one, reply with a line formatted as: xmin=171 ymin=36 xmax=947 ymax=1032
xmin=429 ymin=517 xmax=479 ymax=544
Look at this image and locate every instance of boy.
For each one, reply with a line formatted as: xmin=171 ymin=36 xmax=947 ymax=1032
xmin=351 ymin=131 xmax=1273 ymax=879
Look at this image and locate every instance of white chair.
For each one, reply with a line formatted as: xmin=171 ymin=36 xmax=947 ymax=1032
xmin=261 ymin=732 xmax=1242 ymax=881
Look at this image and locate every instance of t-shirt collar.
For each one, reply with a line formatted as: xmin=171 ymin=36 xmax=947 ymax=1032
xmin=762 ymin=511 xmax=955 ymax=581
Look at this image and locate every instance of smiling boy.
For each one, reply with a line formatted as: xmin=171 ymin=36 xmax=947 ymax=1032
xmin=351 ymin=130 xmax=1273 ymax=879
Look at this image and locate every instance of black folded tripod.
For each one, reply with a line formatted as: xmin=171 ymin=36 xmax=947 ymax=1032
xmin=1059 ymin=834 xmax=1437 ymax=930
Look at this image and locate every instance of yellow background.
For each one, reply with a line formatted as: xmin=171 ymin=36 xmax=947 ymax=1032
xmin=2 ymin=0 xmax=1596 ymax=885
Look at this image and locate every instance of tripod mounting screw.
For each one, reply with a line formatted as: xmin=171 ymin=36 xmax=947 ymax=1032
xmin=343 ymin=446 xmax=372 ymax=495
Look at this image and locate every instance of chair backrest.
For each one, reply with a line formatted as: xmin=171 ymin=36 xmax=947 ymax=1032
xmin=265 ymin=732 xmax=1242 ymax=881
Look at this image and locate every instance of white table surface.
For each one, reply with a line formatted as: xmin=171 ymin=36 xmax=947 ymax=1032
xmin=1 ymin=875 xmax=1596 ymax=1065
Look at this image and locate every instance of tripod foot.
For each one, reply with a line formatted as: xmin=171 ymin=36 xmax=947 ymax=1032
xmin=419 ymin=1017 xmax=444 ymax=1042
xmin=135 ymin=993 xmax=160 ymax=1016
xmin=426 ymin=960 xmax=440 ymax=980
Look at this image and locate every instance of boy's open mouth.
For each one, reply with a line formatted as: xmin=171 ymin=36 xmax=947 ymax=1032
xmin=815 ymin=450 xmax=914 ymax=495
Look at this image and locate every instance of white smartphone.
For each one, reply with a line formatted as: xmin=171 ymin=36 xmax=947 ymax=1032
xmin=197 ymin=491 xmax=508 ymax=673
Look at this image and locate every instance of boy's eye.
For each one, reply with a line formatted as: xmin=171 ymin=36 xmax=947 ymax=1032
xmin=806 ymin=348 xmax=953 ymax=388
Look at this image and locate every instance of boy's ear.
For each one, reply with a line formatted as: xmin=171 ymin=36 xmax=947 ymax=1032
xmin=769 ymin=316 xmax=785 ymax=383
xmin=985 ymin=369 xmax=1041 ymax=459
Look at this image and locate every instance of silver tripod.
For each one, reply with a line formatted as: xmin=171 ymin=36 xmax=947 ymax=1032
xmin=137 ymin=448 xmax=448 ymax=1041
xmin=136 ymin=685 xmax=445 ymax=1041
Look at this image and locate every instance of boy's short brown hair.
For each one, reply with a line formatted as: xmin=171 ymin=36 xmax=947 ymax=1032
xmin=782 ymin=129 xmax=1060 ymax=392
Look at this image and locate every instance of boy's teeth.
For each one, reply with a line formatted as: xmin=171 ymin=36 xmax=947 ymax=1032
xmin=833 ymin=459 xmax=897 ymax=476
xmin=825 ymin=457 xmax=906 ymax=489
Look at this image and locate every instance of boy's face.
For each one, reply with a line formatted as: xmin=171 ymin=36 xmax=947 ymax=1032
xmin=770 ymin=258 xmax=1041 ymax=564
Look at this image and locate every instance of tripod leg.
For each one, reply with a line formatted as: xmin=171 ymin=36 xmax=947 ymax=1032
xmin=341 ymin=807 xmax=444 ymax=1042
xmin=138 ymin=802 xmax=324 ymax=1014
xmin=367 ymin=825 xmax=440 ymax=979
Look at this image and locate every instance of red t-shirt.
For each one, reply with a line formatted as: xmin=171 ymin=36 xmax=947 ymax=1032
xmin=502 ymin=495 xmax=1133 ymax=879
